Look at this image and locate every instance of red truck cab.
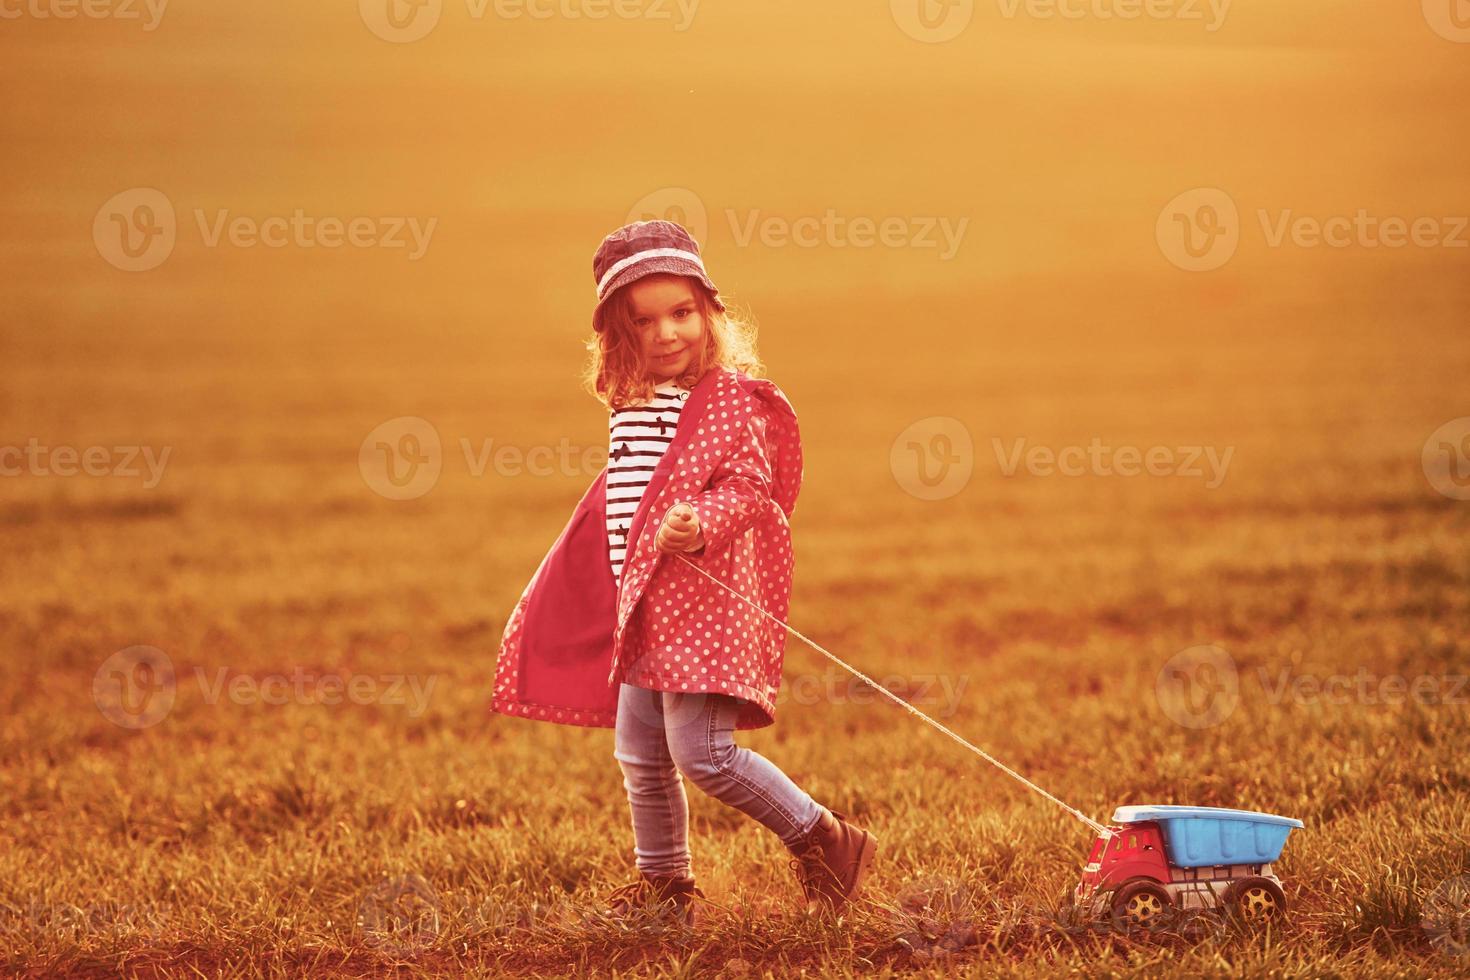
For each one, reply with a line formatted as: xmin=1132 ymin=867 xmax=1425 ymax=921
xmin=1074 ymin=822 xmax=1171 ymax=907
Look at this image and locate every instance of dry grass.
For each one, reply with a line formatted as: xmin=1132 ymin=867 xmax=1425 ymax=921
xmin=3 ymin=270 xmax=1468 ymax=977
xmin=3 ymin=1 xmax=1469 ymax=975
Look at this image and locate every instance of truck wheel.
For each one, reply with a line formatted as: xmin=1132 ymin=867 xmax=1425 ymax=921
xmin=1109 ymin=880 xmax=1172 ymax=932
xmin=1224 ymin=876 xmax=1286 ymax=922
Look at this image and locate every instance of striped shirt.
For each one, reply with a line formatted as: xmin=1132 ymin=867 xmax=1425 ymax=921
xmin=606 ymin=379 xmax=691 ymax=582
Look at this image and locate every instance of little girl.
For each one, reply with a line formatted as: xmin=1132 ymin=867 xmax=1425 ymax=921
xmin=490 ymin=219 xmax=877 ymax=929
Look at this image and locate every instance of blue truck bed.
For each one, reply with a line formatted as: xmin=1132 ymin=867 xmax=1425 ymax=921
xmin=1111 ymin=804 xmax=1304 ymax=868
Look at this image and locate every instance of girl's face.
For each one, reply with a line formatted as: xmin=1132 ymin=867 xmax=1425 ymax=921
xmin=626 ymin=274 xmax=705 ymax=381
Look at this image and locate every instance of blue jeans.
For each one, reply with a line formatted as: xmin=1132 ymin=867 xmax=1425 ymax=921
xmin=613 ymin=682 xmax=825 ymax=877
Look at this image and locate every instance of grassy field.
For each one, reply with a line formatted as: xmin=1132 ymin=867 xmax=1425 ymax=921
xmin=3 ymin=269 xmax=1468 ymax=977
xmin=3 ymin=1 xmax=1470 ymax=976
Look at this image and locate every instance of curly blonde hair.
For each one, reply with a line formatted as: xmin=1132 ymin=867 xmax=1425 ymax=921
xmin=581 ymin=274 xmax=763 ymax=411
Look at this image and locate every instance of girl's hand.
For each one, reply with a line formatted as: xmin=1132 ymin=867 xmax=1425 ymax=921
xmin=656 ymin=501 xmax=705 ymax=554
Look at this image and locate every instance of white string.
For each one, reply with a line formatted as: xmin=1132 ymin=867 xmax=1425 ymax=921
xmin=673 ymin=552 xmax=1110 ymax=836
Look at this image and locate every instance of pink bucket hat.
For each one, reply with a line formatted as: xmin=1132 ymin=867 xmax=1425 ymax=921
xmin=591 ymin=219 xmax=725 ymax=332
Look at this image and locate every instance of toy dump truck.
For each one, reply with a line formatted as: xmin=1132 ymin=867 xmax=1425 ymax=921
xmin=1070 ymin=805 xmax=1305 ymax=929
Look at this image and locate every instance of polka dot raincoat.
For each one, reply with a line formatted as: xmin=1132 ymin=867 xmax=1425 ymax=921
xmin=489 ymin=365 xmax=802 ymax=730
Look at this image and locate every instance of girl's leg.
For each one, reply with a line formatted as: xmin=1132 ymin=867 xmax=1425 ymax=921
xmin=662 ymin=691 xmax=825 ymax=850
xmin=612 ymin=683 xmax=692 ymax=877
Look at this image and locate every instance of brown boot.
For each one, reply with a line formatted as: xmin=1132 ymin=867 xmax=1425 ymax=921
xmin=787 ymin=806 xmax=878 ymax=913
xmin=603 ymin=870 xmax=705 ymax=929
